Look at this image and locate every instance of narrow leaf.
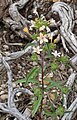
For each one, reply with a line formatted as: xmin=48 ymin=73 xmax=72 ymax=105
xmin=32 ymin=95 xmax=42 ymax=117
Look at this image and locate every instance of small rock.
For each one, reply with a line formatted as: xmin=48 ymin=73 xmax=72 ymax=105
xmin=10 ymin=34 xmax=14 ymax=39
xmin=4 ymin=51 xmax=10 ymax=56
xmin=0 ymin=91 xmax=5 ymax=95
xmin=3 ymin=31 xmax=7 ymax=34
xmin=1 ymin=94 xmax=8 ymax=100
xmin=6 ymin=118 xmax=9 ymax=120
xmin=18 ymin=64 xmax=22 ymax=69
xmin=28 ymin=15 xmax=32 ymax=19
xmin=16 ymin=92 xmax=22 ymax=97
xmin=3 ymin=45 xmax=9 ymax=50
xmin=1 ymin=84 xmax=6 ymax=88
xmin=21 ymin=62 xmax=25 ymax=67
xmin=68 ymin=68 xmax=73 ymax=74
xmin=32 ymin=62 xmax=37 ymax=65
xmin=0 ymin=87 xmax=2 ymax=91
xmin=23 ymin=108 xmax=31 ymax=117
xmin=60 ymin=64 xmax=65 ymax=71
xmin=0 ymin=37 xmax=2 ymax=41
xmin=13 ymin=82 xmax=16 ymax=88
xmin=14 ymin=118 xmax=17 ymax=120
xmin=19 ymin=83 xmax=22 ymax=87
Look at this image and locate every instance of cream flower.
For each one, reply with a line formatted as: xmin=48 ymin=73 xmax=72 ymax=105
xmin=29 ymin=20 xmax=35 ymax=30
xmin=47 ymin=33 xmax=53 ymax=42
xmin=46 ymin=26 xmax=51 ymax=33
xmin=33 ymin=46 xmax=42 ymax=54
xmin=52 ymin=50 xmax=61 ymax=57
xmin=40 ymin=14 xmax=46 ymax=20
xmin=37 ymin=33 xmax=48 ymax=44
xmin=39 ymin=25 xmax=45 ymax=31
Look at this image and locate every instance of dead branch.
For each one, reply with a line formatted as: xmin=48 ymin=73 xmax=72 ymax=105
xmin=0 ymin=57 xmax=33 ymax=120
xmin=62 ymin=98 xmax=77 ymax=120
xmin=51 ymin=2 xmax=77 ymax=54
xmin=63 ymin=72 xmax=77 ymax=109
xmin=70 ymin=54 xmax=77 ymax=71
xmin=3 ymin=0 xmax=31 ymax=39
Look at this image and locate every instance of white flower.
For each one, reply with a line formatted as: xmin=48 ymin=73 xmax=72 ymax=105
xmin=52 ymin=50 xmax=61 ymax=57
xmin=33 ymin=46 xmax=42 ymax=54
xmin=40 ymin=14 xmax=46 ymax=20
xmin=46 ymin=26 xmax=51 ymax=33
xmin=37 ymin=33 xmax=48 ymax=44
xmin=47 ymin=32 xmax=53 ymax=42
xmin=29 ymin=20 xmax=35 ymax=30
xmin=39 ymin=25 xmax=45 ymax=31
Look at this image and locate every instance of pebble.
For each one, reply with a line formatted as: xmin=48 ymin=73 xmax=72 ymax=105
xmin=3 ymin=31 xmax=7 ymax=34
xmin=19 ymin=83 xmax=22 ymax=87
xmin=0 ymin=91 xmax=5 ymax=95
xmin=10 ymin=34 xmax=14 ymax=39
xmin=6 ymin=118 xmax=9 ymax=120
xmin=16 ymin=92 xmax=22 ymax=97
xmin=13 ymin=82 xmax=16 ymax=88
xmin=0 ymin=87 xmax=2 ymax=91
xmin=28 ymin=15 xmax=32 ymax=19
xmin=18 ymin=64 xmax=22 ymax=69
xmin=60 ymin=64 xmax=65 ymax=71
xmin=1 ymin=84 xmax=6 ymax=88
xmin=3 ymin=45 xmax=9 ymax=50
xmin=21 ymin=62 xmax=25 ymax=67
xmin=68 ymin=68 xmax=73 ymax=74
xmin=0 ymin=37 xmax=2 ymax=41
xmin=0 ymin=94 xmax=8 ymax=100
xmin=4 ymin=51 xmax=10 ymax=56
xmin=32 ymin=62 xmax=37 ymax=66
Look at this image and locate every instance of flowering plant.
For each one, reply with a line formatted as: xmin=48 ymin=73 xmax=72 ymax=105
xmin=18 ymin=16 xmax=70 ymax=120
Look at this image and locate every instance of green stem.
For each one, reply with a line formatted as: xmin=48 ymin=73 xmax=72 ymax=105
xmin=40 ymin=52 xmax=44 ymax=119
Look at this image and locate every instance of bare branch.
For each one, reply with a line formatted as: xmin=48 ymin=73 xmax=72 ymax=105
xmin=63 ymin=72 xmax=77 ymax=109
xmin=62 ymin=98 xmax=77 ymax=120
xmin=0 ymin=57 xmax=33 ymax=120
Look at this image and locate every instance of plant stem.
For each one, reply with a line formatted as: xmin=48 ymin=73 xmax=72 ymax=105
xmin=40 ymin=52 xmax=44 ymax=119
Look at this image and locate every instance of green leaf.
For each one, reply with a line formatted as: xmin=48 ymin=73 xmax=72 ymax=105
xmin=26 ymin=66 xmax=39 ymax=83
xmin=34 ymin=18 xmax=49 ymax=29
xmin=56 ymin=106 xmax=65 ymax=117
xmin=17 ymin=66 xmax=39 ymax=84
xmin=34 ymin=88 xmax=42 ymax=97
xmin=16 ymin=78 xmax=38 ymax=84
xmin=24 ymin=42 xmax=36 ymax=49
xmin=16 ymin=78 xmax=26 ymax=83
xmin=48 ymin=43 xmax=56 ymax=50
xmin=51 ymin=62 xmax=58 ymax=71
xmin=44 ymin=110 xmax=57 ymax=120
xmin=46 ymin=80 xmax=62 ymax=90
xmin=32 ymin=95 xmax=42 ymax=117
xmin=58 ymin=56 xmax=69 ymax=65
xmin=31 ymin=34 xmax=38 ymax=40
xmin=31 ymin=53 xmax=38 ymax=61
xmin=59 ymin=86 xmax=69 ymax=94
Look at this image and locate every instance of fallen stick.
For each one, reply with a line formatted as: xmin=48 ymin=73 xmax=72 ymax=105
xmin=62 ymin=98 xmax=77 ymax=120
xmin=0 ymin=57 xmax=33 ymax=120
xmin=63 ymin=72 xmax=77 ymax=109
